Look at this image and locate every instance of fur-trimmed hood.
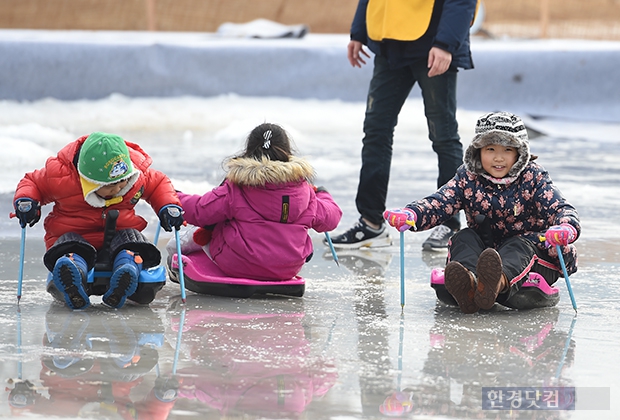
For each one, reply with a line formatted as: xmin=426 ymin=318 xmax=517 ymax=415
xmin=464 ymin=111 xmax=531 ymax=181
xmin=176 ymin=153 xmax=342 ymax=281
xmin=225 ymin=156 xmax=316 ymax=186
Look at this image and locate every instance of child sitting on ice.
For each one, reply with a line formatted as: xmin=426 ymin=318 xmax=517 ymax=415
xmin=383 ymin=112 xmax=580 ymax=313
xmin=171 ymin=122 xmax=342 ymax=281
xmin=13 ymin=132 xmax=184 ymax=309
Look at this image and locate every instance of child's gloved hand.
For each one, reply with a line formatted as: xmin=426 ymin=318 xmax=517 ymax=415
xmin=13 ymin=198 xmax=41 ymax=228
xmin=158 ymin=205 xmax=184 ymax=231
xmin=544 ymin=223 xmax=577 ymax=247
xmin=383 ymin=208 xmax=417 ymax=232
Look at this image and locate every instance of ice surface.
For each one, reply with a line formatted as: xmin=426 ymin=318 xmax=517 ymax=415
xmin=1 ymin=37 xmax=619 ymax=419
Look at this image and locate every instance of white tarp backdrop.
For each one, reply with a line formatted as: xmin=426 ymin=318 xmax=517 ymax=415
xmin=1 ymin=30 xmax=619 ymax=122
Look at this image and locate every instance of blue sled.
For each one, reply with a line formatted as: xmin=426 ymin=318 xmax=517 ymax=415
xmin=47 ymin=265 xmax=166 ymax=285
xmin=46 ymin=266 xmax=167 ymax=305
xmin=86 ymin=266 xmax=167 ymax=284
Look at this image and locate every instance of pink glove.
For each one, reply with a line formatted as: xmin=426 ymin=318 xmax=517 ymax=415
xmin=544 ymin=223 xmax=577 ymax=247
xmin=383 ymin=208 xmax=417 ymax=232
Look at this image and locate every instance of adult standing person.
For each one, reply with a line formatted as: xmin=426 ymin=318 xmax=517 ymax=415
xmin=329 ymin=0 xmax=479 ymax=251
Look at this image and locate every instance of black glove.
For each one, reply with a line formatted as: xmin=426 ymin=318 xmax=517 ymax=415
xmin=158 ymin=204 xmax=184 ymax=232
xmin=14 ymin=198 xmax=41 ymax=228
xmin=153 ymin=376 xmax=179 ymax=402
xmin=314 ymin=185 xmax=328 ymax=194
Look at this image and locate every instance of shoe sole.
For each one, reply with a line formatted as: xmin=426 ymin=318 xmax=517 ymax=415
xmin=327 ymin=236 xmax=393 ymax=250
xmin=104 ymin=266 xmax=138 ymax=308
xmin=54 ymin=261 xmax=90 ymax=310
xmin=444 ymin=262 xmax=479 ymax=314
xmin=475 ymin=248 xmax=503 ymax=310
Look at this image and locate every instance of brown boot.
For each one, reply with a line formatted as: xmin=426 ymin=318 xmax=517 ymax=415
xmin=444 ymin=261 xmax=479 ymax=314
xmin=475 ymin=248 xmax=509 ymax=310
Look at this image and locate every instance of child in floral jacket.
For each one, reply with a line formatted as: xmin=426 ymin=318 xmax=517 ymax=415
xmin=384 ymin=112 xmax=580 ymax=313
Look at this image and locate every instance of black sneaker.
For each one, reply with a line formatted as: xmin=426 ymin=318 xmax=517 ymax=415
xmin=325 ymin=218 xmax=392 ymax=249
xmin=422 ymin=225 xmax=456 ymax=251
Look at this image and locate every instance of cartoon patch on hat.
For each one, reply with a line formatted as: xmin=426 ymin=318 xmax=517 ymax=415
xmin=109 ymin=159 xmax=131 ymax=179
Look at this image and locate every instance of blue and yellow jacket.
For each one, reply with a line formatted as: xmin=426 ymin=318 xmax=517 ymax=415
xmin=350 ymin=0 xmax=478 ymax=69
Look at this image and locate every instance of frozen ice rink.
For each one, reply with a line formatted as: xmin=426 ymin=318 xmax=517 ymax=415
xmin=1 ymin=32 xmax=619 ymax=419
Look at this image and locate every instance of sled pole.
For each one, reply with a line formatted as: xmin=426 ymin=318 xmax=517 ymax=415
xmin=539 ymin=236 xmax=577 ymax=313
xmin=397 ymin=220 xmax=416 ymax=310
xmin=17 ymin=306 xmax=23 ymax=380
xmin=324 ymin=232 xmax=339 ymax=267
xmin=555 ymin=314 xmax=577 ymax=380
xmin=399 ymin=231 xmax=405 ymax=309
xmin=17 ymin=226 xmax=26 ymax=303
xmin=174 ymin=228 xmax=187 ymax=303
xmin=172 ymin=307 xmax=186 ymax=375
xmin=397 ymin=313 xmax=404 ymax=390
xmin=322 ymin=319 xmax=337 ymax=355
xmin=153 ymin=220 xmax=161 ymax=246
xmin=556 ymin=245 xmax=577 ymax=312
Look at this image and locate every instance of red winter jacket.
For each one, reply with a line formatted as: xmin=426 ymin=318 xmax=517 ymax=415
xmin=14 ymin=135 xmax=180 ymax=250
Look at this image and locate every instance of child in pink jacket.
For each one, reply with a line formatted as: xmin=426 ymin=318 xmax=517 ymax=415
xmin=174 ymin=123 xmax=342 ymax=280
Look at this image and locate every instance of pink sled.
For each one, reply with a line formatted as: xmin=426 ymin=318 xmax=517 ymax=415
xmin=168 ymin=251 xmax=305 ymax=298
xmin=430 ymin=267 xmax=560 ymax=310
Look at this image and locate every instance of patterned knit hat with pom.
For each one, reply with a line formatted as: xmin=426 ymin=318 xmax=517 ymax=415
xmin=464 ymin=111 xmax=531 ymax=178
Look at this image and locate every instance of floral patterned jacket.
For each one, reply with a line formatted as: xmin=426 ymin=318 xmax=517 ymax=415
xmin=406 ymin=162 xmax=580 ymax=274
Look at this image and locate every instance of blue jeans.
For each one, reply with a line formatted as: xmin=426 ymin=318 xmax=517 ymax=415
xmin=355 ymin=55 xmax=463 ymax=228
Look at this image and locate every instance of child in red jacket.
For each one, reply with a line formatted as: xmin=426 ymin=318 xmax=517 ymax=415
xmin=13 ymin=132 xmax=184 ymax=309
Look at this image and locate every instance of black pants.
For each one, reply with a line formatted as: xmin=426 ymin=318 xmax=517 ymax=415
xmin=448 ymin=228 xmax=559 ymax=305
xmin=355 ymin=55 xmax=462 ymax=228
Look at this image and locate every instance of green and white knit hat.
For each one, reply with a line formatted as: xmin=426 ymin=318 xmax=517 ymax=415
xmin=78 ymin=132 xmax=134 ymax=184
xmin=78 ymin=132 xmax=140 ymax=207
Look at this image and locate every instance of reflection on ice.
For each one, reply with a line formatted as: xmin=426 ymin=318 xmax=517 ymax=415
xmin=165 ymin=296 xmax=338 ymax=418
xmin=1 ymin=94 xmax=620 ymax=418
xmin=320 ymin=247 xmax=593 ymax=419
xmin=7 ymin=304 xmax=175 ymax=418
xmin=407 ymin=308 xmax=576 ymax=418
xmin=0 ymin=230 xmax=616 ymax=419
xmin=326 ymin=248 xmax=394 ymax=278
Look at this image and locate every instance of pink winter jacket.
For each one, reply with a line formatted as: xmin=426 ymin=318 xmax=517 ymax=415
xmin=178 ymin=156 xmax=342 ymax=280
